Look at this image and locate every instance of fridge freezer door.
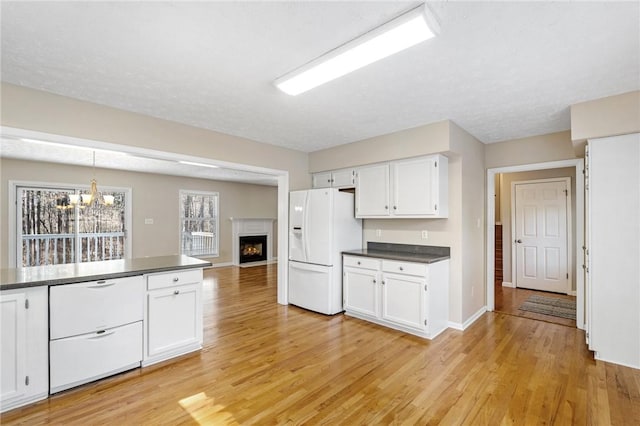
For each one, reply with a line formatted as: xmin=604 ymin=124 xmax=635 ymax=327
xmin=289 ymin=189 xmax=333 ymax=265
xmin=288 ymin=261 xmax=341 ymax=315
xmin=289 ymin=190 xmax=307 ymax=262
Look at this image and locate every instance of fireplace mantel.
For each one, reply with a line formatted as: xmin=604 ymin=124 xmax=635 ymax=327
xmin=230 ymin=218 xmax=276 ymax=265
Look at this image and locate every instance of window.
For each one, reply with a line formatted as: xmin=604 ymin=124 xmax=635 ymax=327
xmin=180 ymin=190 xmax=219 ymax=257
xmin=14 ymin=183 xmax=130 ymax=267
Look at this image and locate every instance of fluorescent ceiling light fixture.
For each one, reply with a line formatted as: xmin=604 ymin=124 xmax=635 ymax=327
xmin=275 ymin=4 xmax=440 ymax=96
xmin=179 ymin=160 xmax=220 ymax=169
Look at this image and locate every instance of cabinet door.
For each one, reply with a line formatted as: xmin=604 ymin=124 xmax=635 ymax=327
xmin=0 ymin=292 xmax=27 ymax=403
xmin=344 ymin=267 xmax=379 ymax=317
xmin=381 ymin=273 xmax=426 ymax=331
xmin=356 ymin=163 xmax=390 ymax=217
xmin=331 ymin=169 xmax=355 ymax=188
xmin=312 ymin=171 xmax=332 ymax=188
xmin=392 ymin=156 xmax=438 ymax=216
xmin=147 ymin=283 xmax=202 ymax=358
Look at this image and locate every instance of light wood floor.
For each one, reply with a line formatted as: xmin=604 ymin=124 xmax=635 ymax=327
xmin=495 ymin=284 xmax=577 ymax=327
xmin=2 ymin=265 xmax=639 ymax=425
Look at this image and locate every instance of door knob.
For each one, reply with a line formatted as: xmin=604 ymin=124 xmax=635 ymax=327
xmin=515 ymin=239 xmax=522 ymax=243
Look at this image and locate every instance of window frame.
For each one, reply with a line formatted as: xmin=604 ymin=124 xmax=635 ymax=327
xmin=9 ymin=180 xmax=132 ymax=268
xmin=178 ymin=189 xmax=219 ymax=258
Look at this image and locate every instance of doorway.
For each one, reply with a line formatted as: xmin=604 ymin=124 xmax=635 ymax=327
xmin=486 ymin=160 xmax=584 ymax=329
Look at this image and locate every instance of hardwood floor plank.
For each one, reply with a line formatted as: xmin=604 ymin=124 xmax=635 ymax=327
xmin=1 ymin=264 xmax=638 ymax=425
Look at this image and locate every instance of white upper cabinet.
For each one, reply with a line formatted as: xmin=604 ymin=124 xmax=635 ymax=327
xmin=355 ymin=163 xmax=391 ymax=216
xmin=356 ymin=154 xmax=448 ymax=219
xmin=312 ymin=168 xmax=356 ymax=189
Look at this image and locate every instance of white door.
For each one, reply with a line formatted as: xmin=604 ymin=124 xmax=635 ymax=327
xmin=393 ymin=157 xmax=437 ymax=215
xmin=381 ymin=273 xmax=426 ymax=331
xmin=289 ymin=190 xmax=333 ymax=265
xmin=514 ymin=180 xmax=569 ymax=293
xmin=344 ymin=268 xmax=379 ymax=317
xmin=0 ymin=292 xmax=27 ymax=402
xmin=356 ymin=164 xmax=390 ymax=217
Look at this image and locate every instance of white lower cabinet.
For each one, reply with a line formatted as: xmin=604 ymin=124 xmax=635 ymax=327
xmin=0 ymin=287 xmax=48 ymax=413
xmin=49 ymin=276 xmax=144 ymax=394
xmin=343 ymin=255 xmax=449 ymax=339
xmin=143 ymin=269 xmax=203 ymax=366
xmin=50 ymin=322 xmax=142 ymax=393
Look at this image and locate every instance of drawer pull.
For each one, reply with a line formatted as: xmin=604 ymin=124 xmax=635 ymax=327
xmin=174 ymin=290 xmax=180 ymax=295
xmin=357 ymin=261 xmax=361 ymax=265
xmin=90 ymin=330 xmax=115 ymax=339
xmin=173 ymin=277 xmax=179 ymax=282
xmin=88 ymin=281 xmax=116 ymax=288
xmin=399 ymin=266 xmax=404 ymax=271
xmin=373 ymin=279 xmax=377 ymax=284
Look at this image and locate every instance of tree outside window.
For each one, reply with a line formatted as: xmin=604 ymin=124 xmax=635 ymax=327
xmin=180 ymin=190 xmax=218 ymax=257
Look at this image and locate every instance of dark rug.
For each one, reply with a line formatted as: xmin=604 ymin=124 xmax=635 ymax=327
xmin=519 ymin=294 xmax=576 ymax=320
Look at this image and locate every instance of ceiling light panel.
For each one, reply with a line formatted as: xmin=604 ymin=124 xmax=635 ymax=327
xmin=275 ymin=4 xmax=439 ymax=96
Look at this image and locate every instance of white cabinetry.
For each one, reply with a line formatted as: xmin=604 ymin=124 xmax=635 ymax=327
xmin=355 ymin=155 xmax=448 ymax=218
xmin=587 ymin=133 xmax=640 ymax=369
xmin=49 ymin=276 xmax=144 ymax=393
xmin=143 ymin=268 xmax=203 ymax=366
xmin=312 ymin=168 xmax=356 ymax=189
xmin=343 ymin=255 xmax=449 ymax=339
xmin=0 ymin=287 xmax=48 ymax=413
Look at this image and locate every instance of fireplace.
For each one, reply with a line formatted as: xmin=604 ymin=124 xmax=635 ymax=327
xmin=239 ymin=235 xmax=267 ymax=264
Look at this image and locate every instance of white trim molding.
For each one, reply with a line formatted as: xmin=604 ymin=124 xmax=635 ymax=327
xmin=448 ymin=306 xmax=487 ymax=331
xmin=502 ymin=281 xmax=515 ymax=288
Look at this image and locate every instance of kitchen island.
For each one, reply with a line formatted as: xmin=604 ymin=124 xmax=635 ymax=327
xmin=0 ymin=255 xmax=211 ymax=413
xmin=342 ymin=243 xmax=450 ymax=339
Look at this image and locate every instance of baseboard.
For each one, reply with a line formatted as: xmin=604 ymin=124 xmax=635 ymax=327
xmin=448 ymin=306 xmax=487 ymax=331
xmin=502 ymin=281 xmax=515 ymax=288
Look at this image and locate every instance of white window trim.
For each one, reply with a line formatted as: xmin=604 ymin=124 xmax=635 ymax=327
xmin=9 ymin=180 xmax=132 ymax=268
xmin=178 ymin=189 xmax=220 ymax=258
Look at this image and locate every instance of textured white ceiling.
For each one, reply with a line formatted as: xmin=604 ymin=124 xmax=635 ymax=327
xmin=1 ymin=1 xmax=639 ymax=153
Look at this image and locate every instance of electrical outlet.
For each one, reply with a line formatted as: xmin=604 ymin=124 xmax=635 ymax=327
xmin=144 ymin=218 xmax=154 ymax=225
xmin=471 ymin=286 xmax=475 ymax=296
xmin=376 ymin=229 xmax=382 ymax=237
xmin=421 ymin=230 xmax=428 ymax=239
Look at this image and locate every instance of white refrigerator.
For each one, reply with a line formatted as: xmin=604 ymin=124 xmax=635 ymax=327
xmin=289 ymin=188 xmax=362 ymax=314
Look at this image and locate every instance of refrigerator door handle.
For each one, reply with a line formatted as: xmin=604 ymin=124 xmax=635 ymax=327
xmin=303 ymin=194 xmax=310 ymax=262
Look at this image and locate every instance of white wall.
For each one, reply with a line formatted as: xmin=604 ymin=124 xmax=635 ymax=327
xmin=0 ymin=158 xmax=278 ymax=268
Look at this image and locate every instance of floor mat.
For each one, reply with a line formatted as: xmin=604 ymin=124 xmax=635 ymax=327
xmin=519 ymin=294 xmax=576 ymax=320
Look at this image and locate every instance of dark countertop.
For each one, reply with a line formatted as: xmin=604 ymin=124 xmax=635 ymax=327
xmin=0 ymin=255 xmax=212 ymax=291
xmin=343 ymin=242 xmax=450 ymax=264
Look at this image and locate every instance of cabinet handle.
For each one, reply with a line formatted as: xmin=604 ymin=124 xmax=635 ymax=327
xmin=399 ymin=266 xmax=404 ymax=271
xmin=88 ymin=281 xmax=116 ymax=288
xmin=89 ymin=330 xmax=115 ymax=339
xmin=373 ymin=279 xmax=376 ymax=284
xmin=385 ymin=205 xmax=388 ymax=210
xmin=173 ymin=277 xmax=179 ymax=282
xmin=174 ymin=290 xmax=180 ymax=295
xmin=393 ymin=206 xmax=397 ymax=210
xmin=382 ymin=280 xmax=385 ymax=285
xmin=357 ymin=261 xmax=361 ymax=265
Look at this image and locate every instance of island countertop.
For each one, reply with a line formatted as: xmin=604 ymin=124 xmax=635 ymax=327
xmin=0 ymin=255 xmax=212 ymax=291
xmin=342 ymin=242 xmax=450 ymax=264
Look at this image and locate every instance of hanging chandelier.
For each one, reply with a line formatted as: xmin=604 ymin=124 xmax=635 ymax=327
xmin=69 ymin=151 xmax=114 ymax=207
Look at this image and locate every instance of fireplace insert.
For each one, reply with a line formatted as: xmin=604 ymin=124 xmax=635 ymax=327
xmin=239 ymin=235 xmax=267 ymax=264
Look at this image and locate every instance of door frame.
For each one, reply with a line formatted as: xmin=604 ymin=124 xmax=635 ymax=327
xmin=486 ymin=159 xmax=584 ymax=329
xmin=510 ymin=177 xmax=572 ymax=294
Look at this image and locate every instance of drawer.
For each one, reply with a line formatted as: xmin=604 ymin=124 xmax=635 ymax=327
xmin=343 ymin=256 xmax=380 ymax=270
xmin=50 ymin=275 xmax=144 ymax=340
xmin=50 ymin=321 xmax=142 ymax=393
xmin=382 ymin=260 xmax=427 ymax=277
xmin=147 ymin=268 xmax=203 ymax=291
